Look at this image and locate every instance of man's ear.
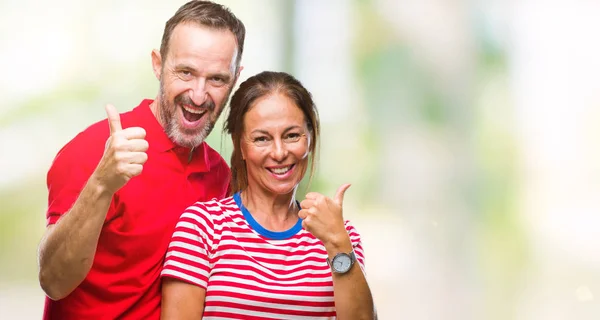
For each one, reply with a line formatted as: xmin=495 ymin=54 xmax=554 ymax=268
xmin=151 ymin=49 xmax=162 ymax=80
xmin=233 ymin=65 xmax=244 ymax=86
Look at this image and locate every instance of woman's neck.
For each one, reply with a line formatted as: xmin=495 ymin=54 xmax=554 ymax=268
xmin=241 ymin=186 xmax=299 ymax=232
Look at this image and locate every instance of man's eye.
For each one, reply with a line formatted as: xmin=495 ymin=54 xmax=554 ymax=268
xmin=210 ymin=77 xmax=226 ymax=84
xmin=180 ymin=70 xmax=192 ymax=77
xmin=254 ymin=137 xmax=267 ymax=142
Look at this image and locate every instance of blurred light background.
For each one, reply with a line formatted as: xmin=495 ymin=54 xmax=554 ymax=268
xmin=1 ymin=0 xmax=600 ymax=319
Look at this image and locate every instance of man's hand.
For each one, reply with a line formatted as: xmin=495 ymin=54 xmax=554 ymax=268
xmin=93 ymin=104 xmax=149 ymax=195
xmin=298 ymin=184 xmax=351 ymax=249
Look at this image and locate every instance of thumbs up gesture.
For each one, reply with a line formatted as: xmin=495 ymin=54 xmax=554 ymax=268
xmin=93 ymin=104 xmax=149 ymax=195
xmin=298 ymin=184 xmax=351 ymax=248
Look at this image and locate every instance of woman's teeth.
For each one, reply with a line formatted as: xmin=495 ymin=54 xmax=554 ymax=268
xmin=270 ymin=166 xmax=292 ymax=174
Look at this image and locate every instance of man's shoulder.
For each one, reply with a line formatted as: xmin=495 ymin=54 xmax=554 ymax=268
xmin=50 ymin=119 xmax=108 ymax=169
xmin=202 ymin=142 xmax=228 ymax=167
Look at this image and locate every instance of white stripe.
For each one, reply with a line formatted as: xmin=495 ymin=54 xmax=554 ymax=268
xmin=166 ymin=249 xmax=208 ymax=268
xmin=202 ymin=306 xmax=334 ymax=320
xmin=207 ymin=285 xmax=334 ymax=303
xmin=161 ymin=269 xmax=207 ymax=288
xmin=171 ymin=228 xmax=203 ymax=243
xmin=179 ymin=212 xmax=213 ymax=233
xmin=164 ymin=259 xmax=209 ymax=279
xmin=204 ymin=294 xmax=335 ymax=313
xmin=168 ymin=240 xmax=204 ymax=254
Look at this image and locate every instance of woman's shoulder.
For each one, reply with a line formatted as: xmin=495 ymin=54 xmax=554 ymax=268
xmin=182 ymin=196 xmax=240 ymax=220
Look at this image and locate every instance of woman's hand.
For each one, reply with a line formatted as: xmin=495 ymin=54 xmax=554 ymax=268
xmin=298 ymin=183 xmax=352 ymax=249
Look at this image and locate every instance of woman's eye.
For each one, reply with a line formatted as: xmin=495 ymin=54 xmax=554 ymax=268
xmin=284 ymin=133 xmax=301 ymax=142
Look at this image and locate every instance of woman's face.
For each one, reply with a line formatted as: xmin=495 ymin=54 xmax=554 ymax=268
xmin=241 ymin=93 xmax=310 ymax=197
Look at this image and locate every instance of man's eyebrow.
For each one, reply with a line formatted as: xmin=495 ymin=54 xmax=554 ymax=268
xmin=173 ymin=64 xmax=196 ymax=71
xmin=173 ymin=64 xmax=232 ymax=82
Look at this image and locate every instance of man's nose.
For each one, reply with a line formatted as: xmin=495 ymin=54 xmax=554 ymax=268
xmin=190 ymin=78 xmax=208 ymax=106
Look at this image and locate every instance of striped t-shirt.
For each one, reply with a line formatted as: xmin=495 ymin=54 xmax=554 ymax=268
xmin=161 ymin=192 xmax=366 ymax=319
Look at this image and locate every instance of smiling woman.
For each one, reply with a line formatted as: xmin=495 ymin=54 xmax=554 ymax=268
xmin=241 ymin=93 xmax=311 ymax=200
xmin=160 ymin=71 xmax=376 ymax=320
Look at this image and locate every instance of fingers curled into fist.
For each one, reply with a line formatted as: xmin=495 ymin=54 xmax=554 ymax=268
xmin=95 ymin=104 xmax=150 ymax=195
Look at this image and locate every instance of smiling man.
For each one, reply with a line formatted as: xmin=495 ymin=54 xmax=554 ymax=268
xmin=37 ymin=1 xmax=245 ymax=319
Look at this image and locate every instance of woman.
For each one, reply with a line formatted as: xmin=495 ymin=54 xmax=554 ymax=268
xmin=160 ymin=71 xmax=376 ymax=319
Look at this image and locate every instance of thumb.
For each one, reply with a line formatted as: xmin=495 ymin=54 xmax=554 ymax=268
xmin=334 ymin=183 xmax=351 ymax=206
xmin=105 ymin=104 xmax=122 ymax=134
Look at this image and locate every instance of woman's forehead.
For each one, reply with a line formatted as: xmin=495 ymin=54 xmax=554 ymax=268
xmin=243 ymin=94 xmax=305 ymax=129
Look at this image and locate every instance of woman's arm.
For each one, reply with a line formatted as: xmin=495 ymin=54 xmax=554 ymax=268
xmin=160 ymin=202 xmax=217 ymax=319
xmin=324 ymin=231 xmax=376 ymax=320
xmin=161 ymin=278 xmax=206 ymax=320
xmin=299 ymin=184 xmax=376 ymax=320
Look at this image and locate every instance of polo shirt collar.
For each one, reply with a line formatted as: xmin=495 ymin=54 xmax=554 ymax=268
xmin=133 ymin=99 xmax=211 ymax=173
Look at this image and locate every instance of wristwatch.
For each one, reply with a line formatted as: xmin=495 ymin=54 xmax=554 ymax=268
xmin=327 ymin=250 xmax=356 ymax=274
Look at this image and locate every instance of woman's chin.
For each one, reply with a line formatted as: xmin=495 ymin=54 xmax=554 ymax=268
xmin=267 ymin=184 xmax=300 ymax=197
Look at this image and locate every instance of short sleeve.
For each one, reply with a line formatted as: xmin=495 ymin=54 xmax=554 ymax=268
xmin=46 ymin=128 xmax=107 ymax=226
xmin=161 ymin=203 xmax=216 ymax=289
xmin=344 ymin=220 xmax=366 ymax=271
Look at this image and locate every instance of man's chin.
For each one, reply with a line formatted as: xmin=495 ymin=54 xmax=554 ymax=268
xmin=177 ymin=128 xmax=209 ymax=147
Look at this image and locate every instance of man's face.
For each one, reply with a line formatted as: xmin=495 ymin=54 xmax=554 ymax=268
xmin=155 ymin=23 xmax=238 ymax=148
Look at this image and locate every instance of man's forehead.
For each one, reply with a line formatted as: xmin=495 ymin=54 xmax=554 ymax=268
xmin=169 ymin=23 xmax=236 ymax=55
xmin=167 ymin=23 xmax=237 ymax=73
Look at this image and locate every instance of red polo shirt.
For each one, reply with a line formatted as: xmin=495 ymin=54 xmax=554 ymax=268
xmin=43 ymin=99 xmax=230 ymax=319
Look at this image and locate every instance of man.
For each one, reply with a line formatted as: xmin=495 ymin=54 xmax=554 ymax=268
xmin=37 ymin=1 xmax=245 ymax=319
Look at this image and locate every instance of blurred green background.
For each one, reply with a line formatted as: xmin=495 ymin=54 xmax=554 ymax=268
xmin=1 ymin=0 xmax=600 ymax=319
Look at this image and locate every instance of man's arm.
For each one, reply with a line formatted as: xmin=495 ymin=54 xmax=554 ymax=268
xmin=38 ymin=176 xmax=113 ymax=300
xmin=38 ymin=104 xmax=148 ymax=300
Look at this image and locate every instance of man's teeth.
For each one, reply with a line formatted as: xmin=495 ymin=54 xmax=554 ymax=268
xmin=271 ymin=166 xmax=292 ymax=174
xmin=183 ymin=105 xmax=205 ymax=115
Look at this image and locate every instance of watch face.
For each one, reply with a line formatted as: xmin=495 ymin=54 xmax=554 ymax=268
xmin=333 ymin=254 xmax=352 ymax=273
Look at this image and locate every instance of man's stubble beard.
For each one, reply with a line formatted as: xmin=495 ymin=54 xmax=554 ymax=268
xmin=158 ymin=81 xmax=231 ymax=149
